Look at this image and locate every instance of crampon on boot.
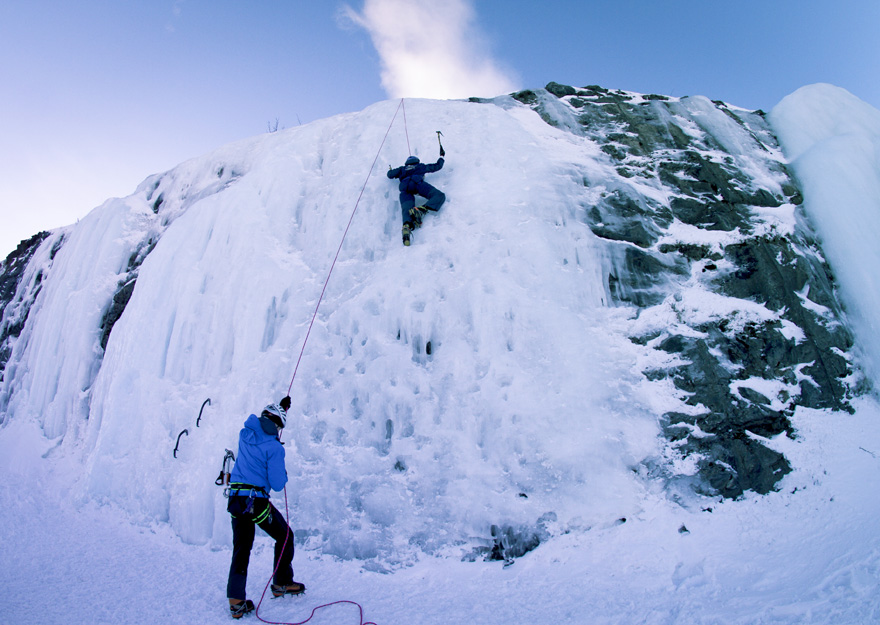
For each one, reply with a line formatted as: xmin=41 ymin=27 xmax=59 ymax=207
xmin=230 ymin=599 xmax=255 ymax=619
xmin=409 ymin=206 xmax=428 ymax=228
xmin=402 ymin=223 xmax=412 ymax=246
xmin=271 ymin=582 xmax=306 ymax=597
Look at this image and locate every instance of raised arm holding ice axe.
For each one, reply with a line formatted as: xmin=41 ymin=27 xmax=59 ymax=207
xmin=387 ymin=131 xmax=447 ymax=246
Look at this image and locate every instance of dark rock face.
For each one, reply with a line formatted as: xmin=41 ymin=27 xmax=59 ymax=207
xmin=100 ymin=279 xmax=136 ymax=351
xmin=98 ymin=237 xmax=156 ymax=352
xmin=545 ymin=82 xmax=578 ymax=98
xmin=0 ymin=232 xmax=59 ymax=382
xmin=512 ymin=82 xmax=860 ymax=499
xmin=0 ymin=233 xmax=49 ymax=313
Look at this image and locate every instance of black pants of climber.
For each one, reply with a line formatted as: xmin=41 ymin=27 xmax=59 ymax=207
xmin=226 ymin=496 xmax=294 ymax=601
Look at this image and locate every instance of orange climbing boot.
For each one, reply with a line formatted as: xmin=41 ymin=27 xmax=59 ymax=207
xmin=271 ymin=582 xmax=306 ymax=597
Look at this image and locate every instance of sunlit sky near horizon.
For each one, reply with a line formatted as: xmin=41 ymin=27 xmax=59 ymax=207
xmin=1 ymin=0 xmax=878 ymax=259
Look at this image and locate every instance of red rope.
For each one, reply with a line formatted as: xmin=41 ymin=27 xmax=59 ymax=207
xmin=402 ymin=99 xmax=411 ymax=156
xmin=261 ymin=99 xmax=407 ymax=625
xmin=286 ymin=98 xmax=405 ymax=396
xmin=254 ymin=487 xmax=377 ymax=625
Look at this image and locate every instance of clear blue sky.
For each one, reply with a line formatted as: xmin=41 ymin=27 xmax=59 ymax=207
xmin=1 ymin=0 xmax=877 ymax=259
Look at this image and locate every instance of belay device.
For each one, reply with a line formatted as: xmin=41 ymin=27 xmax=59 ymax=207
xmin=215 ymin=448 xmax=236 ymax=496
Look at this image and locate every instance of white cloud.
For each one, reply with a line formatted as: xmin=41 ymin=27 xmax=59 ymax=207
xmin=166 ymin=0 xmax=184 ymax=34
xmin=342 ymin=0 xmax=519 ymax=100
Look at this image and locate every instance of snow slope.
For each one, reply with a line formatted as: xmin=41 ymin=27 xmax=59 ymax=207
xmin=1 ymin=83 xmax=880 ymax=624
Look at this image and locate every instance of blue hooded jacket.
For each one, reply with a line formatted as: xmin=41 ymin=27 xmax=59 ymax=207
xmin=387 ymin=156 xmax=445 ymax=193
xmin=230 ymin=414 xmax=288 ymax=495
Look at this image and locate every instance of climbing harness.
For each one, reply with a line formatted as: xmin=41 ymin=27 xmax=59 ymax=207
xmin=227 ymin=483 xmax=272 ymax=524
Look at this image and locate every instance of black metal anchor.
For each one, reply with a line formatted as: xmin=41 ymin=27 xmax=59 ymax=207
xmin=173 ymin=429 xmax=188 ymax=458
xmin=196 ymin=398 xmax=211 ymax=427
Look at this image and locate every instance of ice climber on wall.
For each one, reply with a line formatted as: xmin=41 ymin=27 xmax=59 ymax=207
xmin=387 ymin=143 xmax=446 ymax=246
xmin=226 ymin=396 xmax=304 ymax=619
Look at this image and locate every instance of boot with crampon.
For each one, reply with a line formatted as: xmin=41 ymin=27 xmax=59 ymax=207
xmin=229 ymin=599 xmax=255 ymax=619
xmin=272 ymin=582 xmax=306 ymax=597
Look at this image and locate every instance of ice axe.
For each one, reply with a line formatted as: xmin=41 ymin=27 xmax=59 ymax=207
xmin=436 ymin=130 xmax=445 ymax=157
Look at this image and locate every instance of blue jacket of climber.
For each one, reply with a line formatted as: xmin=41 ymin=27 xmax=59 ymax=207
xmin=387 ymin=155 xmax=446 ymax=231
xmin=230 ymin=412 xmax=287 ymax=494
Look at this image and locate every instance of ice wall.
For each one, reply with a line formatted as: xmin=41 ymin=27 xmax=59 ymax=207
xmin=0 ymin=85 xmax=871 ymax=563
xmin=769 ymin=84 xmax=880 ymax=388
xmin=0 ymin=99 xmax=662 ymax=560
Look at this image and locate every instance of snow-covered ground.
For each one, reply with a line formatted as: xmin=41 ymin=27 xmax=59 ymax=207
xmin=2 ymin=83 xmax=879 ymax=624
xmin=3 ymin=397 xmax=879 ymax=624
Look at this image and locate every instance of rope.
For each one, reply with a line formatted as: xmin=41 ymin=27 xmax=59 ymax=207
xmin=402 ymin=99 xmax=412 ymax=156
xmin=254 ymin=487 xmax=377 ymax=625
xmin=256 ymin=98 xmax=408 ymax=625
xmin=286 ymin=98 xmax=406 ymax=396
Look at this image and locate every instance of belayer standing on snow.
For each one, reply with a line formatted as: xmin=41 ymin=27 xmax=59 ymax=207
xmin=226 ymin=396 xmax=305 ymax=619
xmin=387 ymin=139 xmax=446 ymax=246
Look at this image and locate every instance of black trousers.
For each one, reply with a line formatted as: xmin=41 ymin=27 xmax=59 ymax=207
xmin=226 ymin=497 xmax=294 ymax=600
